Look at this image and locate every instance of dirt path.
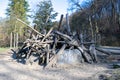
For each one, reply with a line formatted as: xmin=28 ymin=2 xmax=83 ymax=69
xmin=0 ymin=51 xmax=117 ymax=80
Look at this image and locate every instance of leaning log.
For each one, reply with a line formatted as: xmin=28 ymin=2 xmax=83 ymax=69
xmin=45 ymin=44 xmax=66 ymax=68
xmin=58 ymin=14 xmax=64 ymax=30
xmin=17 ymin=18 xmax=44 ymax=36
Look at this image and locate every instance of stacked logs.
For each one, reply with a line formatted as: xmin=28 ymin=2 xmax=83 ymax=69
xmin=12 ymin=15 xmax=97 ymax=68
xmin=13 ymin=28 xmax=97 ymax=68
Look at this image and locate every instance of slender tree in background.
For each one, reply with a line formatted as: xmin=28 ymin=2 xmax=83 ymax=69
xmin=6 ymin=0 xmax=29 ymax=21
xmin=5 ymin=0 xmax=29 ymax=47
xmin=6 ymin=0 xmax=29 ymax=35
xmin=33 ymin=0 xmax=58 ymax=31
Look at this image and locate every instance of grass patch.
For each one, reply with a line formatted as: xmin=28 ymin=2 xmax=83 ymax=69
xmin=0 ymin=47 xmax=10 ymax=52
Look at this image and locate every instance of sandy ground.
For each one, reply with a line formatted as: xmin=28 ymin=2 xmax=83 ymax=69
xmin=0 ymin=50 xmax=119 ymax=80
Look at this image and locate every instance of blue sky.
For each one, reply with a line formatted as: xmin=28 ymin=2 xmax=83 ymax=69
xmin=0 ymin=0 xmax=84 ymax=20
xmin=0 ymin=0 xmax=9 ymax=18
xmin=0 ymin=0 xmax=68 ymax=19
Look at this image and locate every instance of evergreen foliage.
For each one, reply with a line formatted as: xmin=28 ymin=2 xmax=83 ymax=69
xmin=33 ymin=0 xmax=58 ymax=31
xmin=6 ymin=0 xmax=29 ymax=21
xmin=6 ymin=0 xmax=29 ymax=35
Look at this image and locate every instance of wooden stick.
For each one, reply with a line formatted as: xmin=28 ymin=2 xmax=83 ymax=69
xmin=41 ymin=27 xmax=54 ymax=42
xmin=95 ymin=47 xmax=110 ymax=55
xmin=77 ymin=47 xmax=90 ymax=63
xmin=58 ymin=14 xmax=64 ymax=30
xmin=14 ymin=33 xmax=16 ymax=48
xmin=10 ymin=32 xmax=13 ymax=48
xmin=66 ymin=13 xmax=71 ymax=35
xmin=54 ymin=31 xmax=72 ymax=41
xmin=16 ymin=18 xmax=43 ymax=36
xmin=16 ymin=33 xmax=18 ymax=48
xmin=46 ymin=45 xmax=50 ymax=64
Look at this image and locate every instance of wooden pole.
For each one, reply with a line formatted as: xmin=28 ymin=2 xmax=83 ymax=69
xmin=89 ymin=16 xmax=94 ymax=41
xmin=41 ymin=27 xmax=54 ymax=42
xmin=16 ymin=18 xmax=43 ymax=36
xmin=58 ymin=14 xmax=64 ymax=30
xmin=80 ymin=33 xmax=83 ymax=47
xmin=46 ymin=45 xmax=50 ymax=64
xmin=16 ymin=33 xmax=18 ymax=48
xmin=14 ymin=33 xmax=16 ymax=48
xmin=66 ymin=13 xmax=71 ymax=34
xmin=10 ymin=32 xmax=13 ymax=48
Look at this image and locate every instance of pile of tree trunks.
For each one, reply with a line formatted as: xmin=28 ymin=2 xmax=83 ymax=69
xmin=12 ymin=16 xmax=97 ymax=68
xmin=96 ymin=46 xmax=120 ymax=62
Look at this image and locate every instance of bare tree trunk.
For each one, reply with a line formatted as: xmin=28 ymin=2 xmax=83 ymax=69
xmin=13 ymin=33 xmax=15 ymax=48
xmin=111 ymin=0 xmax=117 ymax=26
xmin=58 ymin=15 xmax=64 ymax=30
xmin=16 ymin=33 xmax=18 ymax=48
xmin=89 ymin=16 xmax=94 ymax=41
xmin=80 ymin=33 xmax=83 ymax=47
xmin=119 ymin=0 xmax=120 ymax=27
xmin=14 ymin=33 xmax=16 ymax=48
xmin=46 ymin=45 xmax=50 ymax=65
xmin=10 ymin=32 xmax=13 ymax=48
xmin=66 ymin=13 xmax=71 ymax=35
xmin=95 ymin=21 xmax=98 ymax=44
